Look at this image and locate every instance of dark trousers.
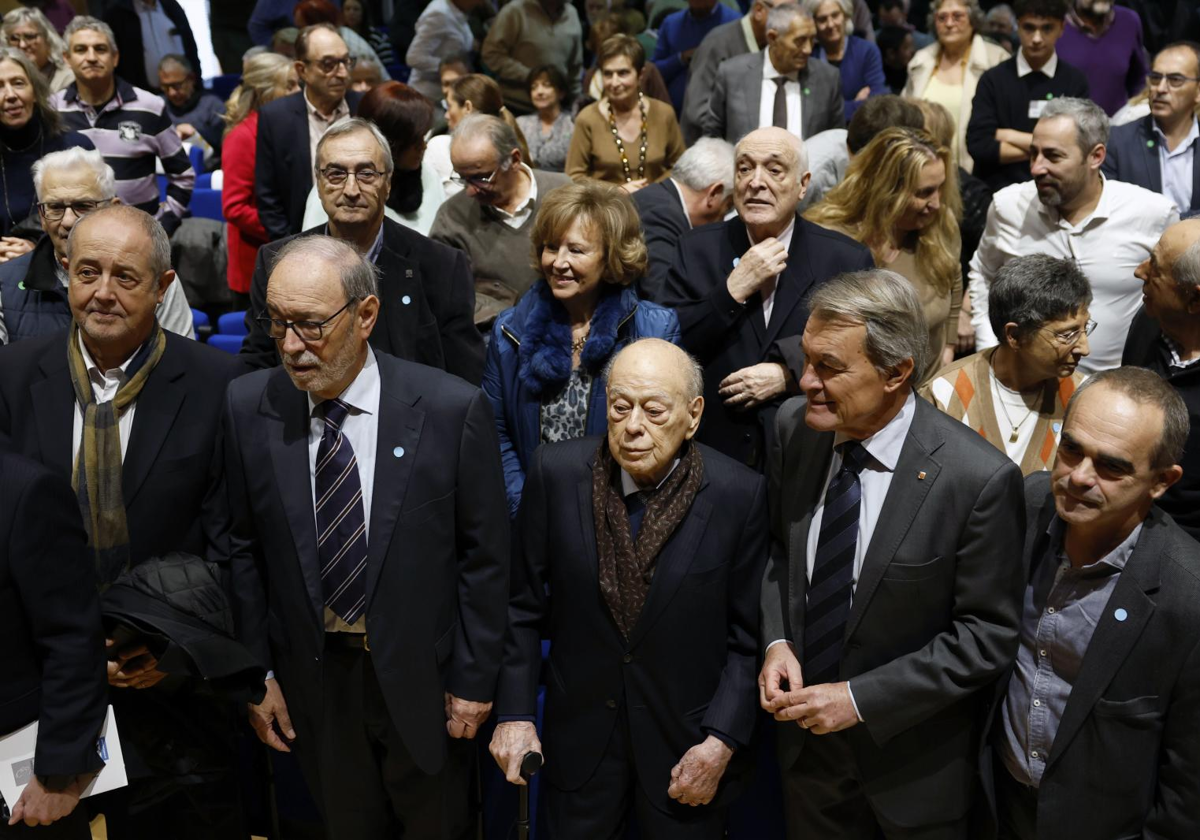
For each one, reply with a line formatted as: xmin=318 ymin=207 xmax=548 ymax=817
xmin=542 ymin=708 xmax=725 ymax=840
xmin=96 ymin=775 xmax=245 ymax=840
xmin=780 ymin=729 xmax=970 ymax=840
xmin=290 ymin=637 xmax=473 ymax=839
xmin=993 ymin=755 xmax=1038 ymax=840
xmin=0 ymin=806 xmax=89 ymax=839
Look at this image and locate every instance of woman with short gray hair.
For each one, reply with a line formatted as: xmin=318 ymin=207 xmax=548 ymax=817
xmin=804 ymin=0 xmax=887 ymax=120
xmin=1 ymin=8 xmax=70 ymax=93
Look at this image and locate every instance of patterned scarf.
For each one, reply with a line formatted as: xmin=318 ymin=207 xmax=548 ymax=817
xmin=592 ymin=438 xmax=704 ymax=639
xmin=68 ymin=321 xmax=167 ymax=586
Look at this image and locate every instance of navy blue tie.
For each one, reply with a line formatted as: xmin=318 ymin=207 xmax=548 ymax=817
xmin=316 ymin=399 xmax=368 ymax=625
xmin=803 ymin=441 xmax=868 ymax=686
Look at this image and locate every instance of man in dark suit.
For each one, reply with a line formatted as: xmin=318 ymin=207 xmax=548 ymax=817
xmin=987 ymin=367 xmax=1200 ymax=838
xmin=93 ymin=0 xmax=200 ymax=93
xmin=1102 ymin=42 xmax=1200 ymax=217
xmin=759 ymin=269 xmax=1026 ymax=840
xmin=256 ymin=24 xmax=364 ymax=241
xmin=241 ymin=117 xmax=483 ymax=382
xmin=490 ymin=338 xmax=768 ymax=837
xmin=0 ymin=449 xmax=107 ymax=839
xmin=223 ymin=235 xmax=509 ymax=837
xmin=0 ymin=206 xmax=244 ymax=838
xmin=633 ymin=137 xmax=734 ymax=303
xmin=661 ymin=126 xmax=873 ymax=469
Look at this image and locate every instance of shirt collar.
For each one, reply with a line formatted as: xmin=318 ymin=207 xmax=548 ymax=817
xmin=487 ymin=163 xmax=537 ymax=219
xmin=1016 ymin=49 xmax=1057 ymax=78
xmin=668 ymin=178 xmax=693 ymax=229
xmin=833 ymin=391 xmax=917 ymax=472
xmin=1037 ymin=173 xmax=1112 ymax=227
xmin=764 ymin=49 xmax=798 ymax=83
xmin=305 ymin=89 xmax=349 ymax=122
xmin=740 ymin=13 xmax=760 ymax=53
xmin=321 ymin=221 xmax=386 ymax=263
xmin=76 ymin=330 xmax=137 ymax=383
xmin=747 ymin=216 xmax=796 ymax=250
xmin=307 ymin=345 xmax=380 ymax=419
xmin=1161 ymin=332 xmax=1200 ymax=369
xmin=1046 ymin=515 xmax=1143 ymax=573
xmin=620 ymin=458 xmax=681 ymax=496
xmin=1153 ymin=117 xmax=1200 ymax=158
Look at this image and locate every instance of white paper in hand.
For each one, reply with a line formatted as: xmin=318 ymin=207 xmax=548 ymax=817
xmin=0 ymin=705 xmax=127 ymax=808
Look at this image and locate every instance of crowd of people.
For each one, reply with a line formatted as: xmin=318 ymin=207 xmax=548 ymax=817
xmin=2 ymin=0 xmax=1200 ymax=839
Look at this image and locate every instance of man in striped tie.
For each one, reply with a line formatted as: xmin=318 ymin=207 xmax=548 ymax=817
xmin=758 ymin=269 xmax=1027 ymax=840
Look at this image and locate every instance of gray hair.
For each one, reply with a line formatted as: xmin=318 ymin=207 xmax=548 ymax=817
xmin=452 ymin=113 xmax=520 ymax=170
xmin=1066 ymin=367 xmax=1190 ymax=470
xmin=807 ymin=269 xmax=931 ymax=384
xmin=315 ymin=116 xmax=395 ymax=175
xmin=1171 ymin=233 xmax=1200 ymax=292
xmin=602 ymin=338 xmax=706 ymax=402
xmin=1039 ymin=96 xmax=1109 ymax=156
xmin=987 ymin=254 xmax=1092 ymax=341
xmin=928 ymin=0 xmax=986 ymax=34
xmin=272 ymin=235 xmax=380 ymax=303
xmin=68 ymin=205 xmax=172 ymax=279
xmin=156 ymin=53 xmax=194 ymax=75
xmin=985 ymin=3 xmax=1014 ymax=29
xmin=64 ymin=16 xmax=117 ymax=52
xmin=801 ymin=0 xmax=854 ymax=35
xmin=32 ymin=147 xmax=116 ymax=199
xmin=671 ymin=138 xmax=735 ymax=195
xmin=767 ymin=4 xmax=811 ymax=37
xmin=2 ymin=8 xmax=65 ymax=67
xmin=0 ymin=47 xmax=59 ymax=135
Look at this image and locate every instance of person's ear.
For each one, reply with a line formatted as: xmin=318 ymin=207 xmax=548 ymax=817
xmin=463 ymin=100 xmax=475 ymax=114
xmin=704 ymin=182 xmax=724 ymax=210
xmin=883 ymin=357 xmax=915 ymax=392
xmin=1150 ymin=464 xmax=1184 ymax=499
xmin=684 ymin=395 xmax=704 ymax=438
xmin=1088 ymin=142 xmax=1106 ymax=171
xmin=357 ymin=294 xmax=380 ymax=337
xmin=1004 ymin=322 xmax=1021 ymax=350
xmin=156 ymin=269 xmax=175 ymax=304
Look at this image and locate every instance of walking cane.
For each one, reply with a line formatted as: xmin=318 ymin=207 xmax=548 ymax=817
xmin=516 ymin=751 xmax=543 ymax=840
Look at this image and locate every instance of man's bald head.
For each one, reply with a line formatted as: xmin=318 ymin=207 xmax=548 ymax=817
xmin=736 ymin=127 xmax=808 ymax=174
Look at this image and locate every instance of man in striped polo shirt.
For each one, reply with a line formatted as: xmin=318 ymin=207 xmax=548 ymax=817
xmin=51 ymin=16 xmax=193 ymax=235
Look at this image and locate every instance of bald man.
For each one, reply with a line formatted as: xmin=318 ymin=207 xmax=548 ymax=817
xmin=491 ymin=338 xmax=769 ymax=838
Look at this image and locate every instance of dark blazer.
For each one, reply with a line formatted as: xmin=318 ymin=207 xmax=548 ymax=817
xmin=96 ymin=0 xmax=201 ymax=93
xmin=496 ymin=437 xmax=767 ymax=810
xmin=0 ymin=448 xmax=106 ymax=779
xmin=240 ymin=218 xmax=484 ymax=384
xmin=254 ymin=90 xmax=364 ymax=241
xmin=702 ymin=51 xmax=844 ymax=143
xmin=982 ymin=474 xmax=1200 ymax=839
xmin=632 ymin=178 xmax=690 ymax=303
xmin=221 ymin=352 xmax=510 ymax=775
xmin=660 ymin=216 xmax=873 ymax=468
xmin=763 ymin=395 xmax=1026 ymax=828
xmin=1102 ymin=115 xmax=1200 ymax=215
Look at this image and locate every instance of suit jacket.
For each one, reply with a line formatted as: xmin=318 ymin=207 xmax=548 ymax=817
xmin=702 ymin=51 xmax=844 ymax=144
xmin=660 ymin=215 xmax=873 ymax=468
xmin=495 ymin=437 xmax=767 ymax=810
xmin=221 ymin=352 xmax=510 ymax=775
xmin=254 ymin=90 xmax=364 ymax=241
xmin=240 ymin=218 xmax=484 ymax=384
xmin=0 ymin=447 xmax=106 ymax=779
xmin=681 ymin=19 xmax=750 ymax=145
xmin=762 ymin=395 xmax=1026 ymax=828
xmin=632 ymin=178 xmax=690 ymax=304
xmin=1102 ymin=115 xmax=1200 ymax=215
xmin=981 ymin=474 xmax=1200 ymax=839
xmin=96 ymin=0 xmax=200 ymax=93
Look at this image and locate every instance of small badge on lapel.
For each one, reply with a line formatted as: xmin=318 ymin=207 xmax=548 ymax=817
xmin=1114 ymin=608 xmax=1128 ymax=622
xmin=917 ymin=471 xmax=926 ymax=480
xmin=1053 ymin=422 xmax=1062 ymax=434
xmin=401 ymin=295 xmax=412 ymax=305
xmin=405 ymin=269 xmax=413 ymax=278
xmin=732 ymin=257 xmax=740 ymax=268
xmin=393 ymin=446 xmax=405 ymax=458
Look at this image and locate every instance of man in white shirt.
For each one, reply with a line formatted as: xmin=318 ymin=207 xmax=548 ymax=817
xmin=760 ymin=268 xmax=1026 ymax=840
xmin=968 ymin=96 xmax=1180 ymax=373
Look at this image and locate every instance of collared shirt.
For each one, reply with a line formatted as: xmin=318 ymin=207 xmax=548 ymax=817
xmin=71 ymin=332 xmax=138 ymax=466
xmin=1000 ymin=517 xmax=1142 ymax=788
xmin=1016 ymin=49 xmax=1058 ymax=80
xmin=739 ymin=13 xmax=760 ymax=54
xmin=1162 ymin=332 xmax=1200 ymax=370
xmin=306 ymin=91 xmax=351 ymax=173
xmin=306 ymin=347 xmax=381 ymax=632
xmin=619 ymin=458 xmax=680 ymax=496
xmin=747 ymin=217 xmax=795 ymax=325
xmin=323 ymin=222 xmax=385 ymax=264
xmin=1154 ymin=117 xmax=1199 ymax=215
xmin=759 ymin=49 xmax=802 ymax=138
xmin=486 ymin=163 xmax=538 ymax=230
xmin=969 ymin=176 xmax=1179 ymax=372
xmin=669 ymin=178 xmax=693 ymax=230
xmin=134 ymin=0 xmax=184 ymax=90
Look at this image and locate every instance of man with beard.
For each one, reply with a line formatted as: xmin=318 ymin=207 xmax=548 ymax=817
xmin=1056 ymin=0 xmax=1150 ymax=116
xmin=967 ymin=97 xmax=1178 ymax=373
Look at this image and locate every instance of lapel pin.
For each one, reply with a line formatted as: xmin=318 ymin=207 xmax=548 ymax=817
xmin=393 ymin=446 xmax=405 ymax=458
xmin=401 ymin=295 xmax=411 ymax=305
xmin=405 ymin=269 xmax=413 ymax=278
xmin=917 ymin=471 xmax=926 ymax=480
xmin=1114 ymin=608 xmax=1128 ymax=622
xmin=1053 ymin=422 xmax=1062 ymax=433
xmin=803 ymin=87 xmax=810 ymax=95
xmin=732 ymin=257 xmax=740 ymax=268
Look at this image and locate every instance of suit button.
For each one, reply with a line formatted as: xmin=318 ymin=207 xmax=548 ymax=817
xmin=743 ymin=433 xmax=751 ymax=441
xmin=622 ymin=654 xmax=633 ymax=664
xmin=606 ymin=699 xmax=617 ymax=709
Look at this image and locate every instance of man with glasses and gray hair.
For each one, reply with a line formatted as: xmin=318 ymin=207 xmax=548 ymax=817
xmin=430 ymin=113 xmax=570 ymax=326
xmin=241 ymin=117 xmax=483 ymax=383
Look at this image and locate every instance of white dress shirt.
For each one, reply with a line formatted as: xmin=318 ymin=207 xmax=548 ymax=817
xmin=748 ymin=217 xmax=795 ymax=325
xmin=1016 ymin=48 xmax=1058 ymax=79
xmin=968 ymin=177 xmax=1179 ymax=373
xmin=71 ymin=332 xmax=138 ymax=467
xmin=759 ymin=50 xmax=802 ymax=139
xmin=305 ymin=90 xmax=351 ymax=176
xmin=306 ymin=347 xmax=381 ymax=632
xmin=1154 ymin=117 xmax=1198 ymax=215
xmin=669 ymin=179 xmax=693 ymax=230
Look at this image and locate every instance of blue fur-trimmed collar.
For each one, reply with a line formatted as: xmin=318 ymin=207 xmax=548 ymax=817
xmin=517 ymin=282 xmax=635 ymax=397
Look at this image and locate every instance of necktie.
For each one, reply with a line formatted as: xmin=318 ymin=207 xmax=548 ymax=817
xmin=625 ymin=491 xmax=648 ymax=540
xmin=803 ymin=442 xmax=868 ymax=686
xmin=316 ymin=399 xmax=368 ymax=625
xmin=772 ymin=76 xmax=789 ymax=129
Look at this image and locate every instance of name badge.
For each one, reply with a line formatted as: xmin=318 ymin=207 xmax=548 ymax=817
xmin=1028 ymin=100 xmax=1049 ymax=119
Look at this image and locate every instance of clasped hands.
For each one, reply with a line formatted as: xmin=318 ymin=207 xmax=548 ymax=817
xmin=106 ymin=636 xmax=167 ymax=690
xmin=757 ymin=642 xmax=859 ymax=735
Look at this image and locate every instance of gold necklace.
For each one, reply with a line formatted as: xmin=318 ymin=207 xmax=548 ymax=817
xmin=571 ymin=325 xmax=590 ymax=353
xmin=607 ymin=93 xmax=647 ymax=183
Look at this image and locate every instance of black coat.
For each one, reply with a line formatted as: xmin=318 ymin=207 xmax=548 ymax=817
xmin=1103 ymin=115 xmax=1200 ymax=216
xmin=631 ymin=179 xmax=690 ymax=304
xmin=240 ymin=219 xmax=485 ymax=384
xmin=96 ymin=0 xmax=201 ymax=93
xmin=660 ymin=215 xmax=874 ymax=468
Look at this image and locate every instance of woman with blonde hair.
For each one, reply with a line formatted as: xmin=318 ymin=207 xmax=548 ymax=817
xmin=221 ymin=52 xmax=298 ymax=306
xmin=426 ymin=73 xmax=530 ymax=198
xmin=481 ymin=181 xmax=681 ymax=515
xmin=1 ymin=8 xmax=71 ymax=93
xmin=806 ymin=126 xmax=963 ymax=372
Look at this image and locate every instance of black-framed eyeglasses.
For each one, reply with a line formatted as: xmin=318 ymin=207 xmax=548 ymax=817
xmin=37 ymin=199 xmax=103 ymax=220
xmin=318 ymin=165 xmax=383 ymax=187
xmin=1147 ymin=72 xmax=1200 ymax=89
xmin=256 ymin=298 xmax=358 ymax=342
xmin=448 ymin=166 xmax=500 ymax=189
xmin=307 ymin=55 xmax=356 ymax=74
xmin=1041 ymin=319 xmax=1097 ymax=346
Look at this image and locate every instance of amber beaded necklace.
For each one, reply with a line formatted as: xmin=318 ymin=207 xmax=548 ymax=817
xmin=606 ymin=93 xmax=647 ymax=183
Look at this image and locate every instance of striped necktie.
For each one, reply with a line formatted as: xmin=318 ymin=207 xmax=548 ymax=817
xmin=803 ymin=441 xmax=868 ymax=686
xmin=316 ymin=398 xmax=368 ymax=625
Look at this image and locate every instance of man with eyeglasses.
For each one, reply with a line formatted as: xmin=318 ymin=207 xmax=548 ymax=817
xmin=429 ymin=113 xmax=569 ymax=326
xmin=242 ymin=118 xmax=483 ymax=381
xmin=256 ymin=22 xmax=364 ymax=241
xmin=921 ymin=254 xmax=1092 ymax=475
xmin=1103 ymin=42 xmax=1200 ymax=218
xmin=0 ymin=147 xmax=193 ymax=344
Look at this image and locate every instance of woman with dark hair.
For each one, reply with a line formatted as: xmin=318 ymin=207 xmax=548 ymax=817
xmin=340 ymin=0 xmax=394 ymax=66
xmin=302 ymin=81 xmax=445 ymax=235
xmin=291 ymin=0 xmax=390 ymax=80
xmin=515 ymin=64 xmax=574 ymax=172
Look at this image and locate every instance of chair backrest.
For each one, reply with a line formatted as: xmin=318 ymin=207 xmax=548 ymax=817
xmin=190 ymin=188 xmax=223 ymax=222
xmin=218 ymin=311 xmax=249 ymax=336
xmin=207 ymin=333 xmax=244 ymax=354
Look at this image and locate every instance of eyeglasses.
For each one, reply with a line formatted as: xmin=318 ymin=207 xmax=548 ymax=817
xmin=448 ymin=166 xmax=500 ymax=189
xmin=6 ymin=32 xmax=41 ymax=45
xmin=307 ymin=55 xmax=356 ymax=74
xmin=1040 ymin=319 xmax=1097 ymax=346
xmin=1147 ymin=72 xmax=1200 ymax=89
xmin=318 ymin=166 xmax=383 ymax=187
xmin=256 ymin=298 xmax=358 ymax=342
xmin=935 ymin=10 xmax=968 ymax=24
xmin=37 ymin=199 xmax=104 ymax=220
